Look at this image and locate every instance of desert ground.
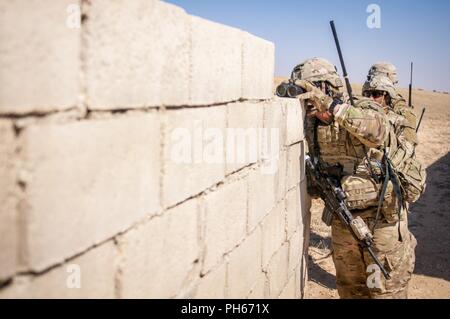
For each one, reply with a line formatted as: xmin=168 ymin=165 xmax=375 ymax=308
xmin=275 ymin=77 xmax=450 ymax=299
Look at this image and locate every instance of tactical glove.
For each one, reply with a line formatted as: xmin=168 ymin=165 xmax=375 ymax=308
xmin=294 ymin=80 xmax=334 ymax=113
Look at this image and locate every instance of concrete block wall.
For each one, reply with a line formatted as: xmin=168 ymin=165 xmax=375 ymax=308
xmin=0 ymin=0 xmax=309 ymax=298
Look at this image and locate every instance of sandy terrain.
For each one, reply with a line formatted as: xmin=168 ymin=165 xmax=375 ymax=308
xmin=275 ymin=77 xmax=450 ymax=299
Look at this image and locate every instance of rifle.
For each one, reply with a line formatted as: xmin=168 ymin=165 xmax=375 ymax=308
xmin=409 ymin=62 xmax=413 ymax=108
xmin=305 ymin=155 xmax=391 ymax=279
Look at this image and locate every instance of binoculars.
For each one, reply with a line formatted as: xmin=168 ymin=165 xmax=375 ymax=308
xmin=275 ymin=81 xmax=306 ymax=98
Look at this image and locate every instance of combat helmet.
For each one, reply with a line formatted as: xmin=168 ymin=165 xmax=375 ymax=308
xmin=291 ymin=57 xmax=343 ymax=88
xmin=368 ymin=62 xmax=398 ymax=85
xmin=362 ymin=75 xmax=397 ymax=99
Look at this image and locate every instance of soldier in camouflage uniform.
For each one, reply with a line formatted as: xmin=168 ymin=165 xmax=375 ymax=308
xmin=362 ymin=75 xmax=418 ymax=168
xmin=293 ymin=58 xmax=419 ymax=298
xmin=366 ymin=63 xmax=417 ymax=137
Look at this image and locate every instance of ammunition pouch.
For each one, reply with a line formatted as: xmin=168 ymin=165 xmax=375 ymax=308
xmin=341 ymin=173 xmax=402 ymax=223
xmin=341 ymin=175 xmax=380 ymax=210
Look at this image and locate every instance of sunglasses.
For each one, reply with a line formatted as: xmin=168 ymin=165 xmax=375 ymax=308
xmin=364 ymin=91 xmax=385 ymax=98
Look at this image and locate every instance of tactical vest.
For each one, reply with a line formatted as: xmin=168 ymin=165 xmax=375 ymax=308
xmin=305 ymin=98 xmax=386 ymax=211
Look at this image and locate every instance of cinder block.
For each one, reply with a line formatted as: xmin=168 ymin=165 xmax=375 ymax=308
xmin=261 ymin=202 xmax=286 ymax=270
xmin=285 ymin=187 xmax=301 ymax=240
xmin=163 ymin=106 xmax=226 ymax=208
xmin=190 ymin=16 xmax=242 ymax=105
xmin=263 ymin=99 xmax=286 ymax=153
xmin=247 ymin=272 xmax=268 ymax=299
xmin=20 ymin=115 xmax=160 ymax=272
xmin=0 ymin=241 xmax=116 ymax=298
xmin=285 ymin=99 xmax=305 ymax=145
xmin=83 ymin=0 xmax=189 ymax=109
xmin=194 ymin=262 xmax=226 ymax=299
xmin=267 ymin=243 xmax=289 ymax=298
xmin=288 ymin=230 xmax=302 ymax=276
xmin=0 ymin=0 xmax=80 ymax=114
xmin=226 ymin=102 xmax=264 ymax=175
xmin=203 ymin=179 xmax=247 ymax=273
xmin=247 ymin=167 xmax=276 ymax=232
xmin=119 ymin=199 xmax=199 ymax=298
xmin=242 ymin=32 xmax=274 ymax=100
xmin=286 ymin=142 xmax=304 ymax=191
xmin=279 ymin=272 xmax=297 ymax=299
xmin=0 ymin=120 xmax=17 ymax=280
xmin=227 ymin=228 xmax=262 ymax=298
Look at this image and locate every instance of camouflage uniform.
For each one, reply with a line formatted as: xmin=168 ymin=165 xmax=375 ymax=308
xmin=295 ymin=58 xmax=419 ymax=298
xmin=365 ymin=63 xmax=418 ymax=147
xmin=363 ymin=74 xmax=425 ymax=202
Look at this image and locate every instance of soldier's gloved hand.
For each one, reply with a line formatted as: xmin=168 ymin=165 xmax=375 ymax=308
xmin=294 ymin=80 xmax=334 ymax=113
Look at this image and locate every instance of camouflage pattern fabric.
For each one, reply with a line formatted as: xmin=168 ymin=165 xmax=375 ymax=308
xmin=361 ymin=74 xmax=425 ymax=202
xmin=331 ymin=207 xmax=417 ymax=299
xmin=292 ymin=57 xmax=343 ymax=88
xmin=362 ymin=75 xmax=398 ymax=101
xmin=333 ymin=97 xmax=388 ymax=148
xmin=300 ymin=58 xmax=419 ymax=298
xmin=390 ymin=98 xmax=418 ymax=146
xmin=362 ymin=74 xmax=418 ymax=147
xmin=367 ymin=62 xmax=398 ymax=85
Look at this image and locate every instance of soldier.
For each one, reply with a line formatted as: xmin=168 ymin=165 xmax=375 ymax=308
xmin=362 ymin=73 xmax=426 ymax=211
xmin=366 ymin=62 xmax=417 ymax=132
xmin=293 ymin=57 xmax=419 ymax=298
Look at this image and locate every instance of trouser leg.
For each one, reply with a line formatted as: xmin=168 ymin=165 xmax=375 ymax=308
xmin=331 ymin=216 xmax=371 ymax=299
xmin=331 ymin=209 xmax=416 ymax=299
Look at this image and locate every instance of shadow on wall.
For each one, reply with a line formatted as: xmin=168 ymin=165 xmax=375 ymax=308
xmin=409 ymin=152 xmax=450 ymax=282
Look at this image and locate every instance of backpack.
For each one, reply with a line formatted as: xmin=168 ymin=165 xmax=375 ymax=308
xmin=385 ymin=112 xmax=426 ymax=203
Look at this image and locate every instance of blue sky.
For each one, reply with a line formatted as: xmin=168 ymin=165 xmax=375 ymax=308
xmin=166 ymin=0 xmax=450 ymax=92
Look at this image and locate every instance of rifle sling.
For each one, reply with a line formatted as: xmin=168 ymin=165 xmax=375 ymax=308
xmin=373 ymin=151 xmax=405 ymax=241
